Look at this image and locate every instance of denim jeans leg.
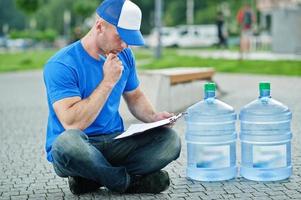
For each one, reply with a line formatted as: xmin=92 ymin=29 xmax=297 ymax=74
xmin=100 ymin=127 xmax=181 ymax=175
xmin=125 ymin=127 xmax=181 ymax=174
xmin=51 ymin=129 xmax=130 ymax=193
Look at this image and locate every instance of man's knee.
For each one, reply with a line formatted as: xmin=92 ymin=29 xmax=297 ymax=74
xmin=161 ymin=128 xmax=181 ymax=160
xmin=52 ymin=129 xmax=88 ymax=161
xmin=152 ymin=127 xmax=181 ymax=163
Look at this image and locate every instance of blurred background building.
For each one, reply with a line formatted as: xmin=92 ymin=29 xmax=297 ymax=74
xmin=257 ymin=0 xmax=301 ymax=54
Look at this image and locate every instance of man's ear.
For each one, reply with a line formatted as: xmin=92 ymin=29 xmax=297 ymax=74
xmin=95 ymin=19 xmax=104 ymax=33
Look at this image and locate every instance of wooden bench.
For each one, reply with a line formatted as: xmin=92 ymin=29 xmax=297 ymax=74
xmin=144 ymin=67 xmax=224 ymax=94
xmin=143 ymin=67 xmax=215 ymax=85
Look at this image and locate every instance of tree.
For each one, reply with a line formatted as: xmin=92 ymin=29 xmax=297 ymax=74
xmin=11 ymin=0 xmax=246 ymax=38
xmin=73 ymin=0 xmax=99 ymax=25
xmin=164 ymin=0 xmax=186 ymax=26
xmin=15 ymin=0 xmax=42 ymax=29
xmin=0 ymin=0 xmax=26 ymax=34
xmin=15 ymin=0 xmax=41 ymax=15
xmin=35 ymin=0 xmax=73 ymax=34
xmin=73 ymin=0 xmax=99 ymax=18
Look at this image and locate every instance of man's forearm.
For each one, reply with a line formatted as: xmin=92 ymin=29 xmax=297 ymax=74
xmin=62 ymin=81 xmax=114 ymax=130
xmin=126 ymin=91 xmax=156 ymax=123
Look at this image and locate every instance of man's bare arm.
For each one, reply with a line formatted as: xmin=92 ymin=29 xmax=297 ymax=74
xmin=53 ymin=82 xmax=113 ymax=130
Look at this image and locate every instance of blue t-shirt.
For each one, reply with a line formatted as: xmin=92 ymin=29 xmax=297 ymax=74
xmin=43 ymin=41 xmax=139 ymax=162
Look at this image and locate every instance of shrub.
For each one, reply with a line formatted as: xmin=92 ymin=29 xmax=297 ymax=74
xmin=9 ymin=29 xmax=58 ymax=42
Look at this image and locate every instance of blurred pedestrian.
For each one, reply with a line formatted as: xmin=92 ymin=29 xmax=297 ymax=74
xmin=237 ymin=3 xmax=256 ymax=59
xmin=216 ymin=11 xmax=228 ymax=48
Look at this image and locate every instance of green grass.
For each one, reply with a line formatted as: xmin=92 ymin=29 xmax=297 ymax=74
xmin=134 ymin=48 xmax=301 ymax=76
xmin=0 ymin=48 xmax=150 ymax=72
xmin=0 ymin=48 xmax=300 ymax=76
xmin=0 ymin=49 xmax=57 ymax=72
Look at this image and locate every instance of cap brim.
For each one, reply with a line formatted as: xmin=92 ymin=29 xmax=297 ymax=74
xmin=117 ymin=27 xmax=145 ymax=46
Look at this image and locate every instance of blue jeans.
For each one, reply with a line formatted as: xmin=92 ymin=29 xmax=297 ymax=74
xmin=51 ymin=127 xmax=181 ymax=193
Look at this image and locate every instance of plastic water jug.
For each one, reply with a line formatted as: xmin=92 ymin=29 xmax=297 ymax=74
xmin=239 ymin=82 xmax=292 ymax=181
xmin=185 ymin=82 xmax=237 ymax=181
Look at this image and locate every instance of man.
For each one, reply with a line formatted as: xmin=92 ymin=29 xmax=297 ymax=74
xmin=43 ymin=0 xmax=181 ymax=195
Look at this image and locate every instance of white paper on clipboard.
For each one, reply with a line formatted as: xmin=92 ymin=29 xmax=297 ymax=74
xmin=114 ymin=112 xmax=184 ymax=140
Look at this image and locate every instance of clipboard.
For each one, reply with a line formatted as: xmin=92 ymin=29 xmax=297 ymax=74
xmin=114 ymin=112 xmax=185 ymax=140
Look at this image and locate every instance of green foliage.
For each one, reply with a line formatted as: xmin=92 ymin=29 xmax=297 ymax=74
xmin=0 ymin=0 xmax=26 ymax=34
xmin=15 ymin=0 xmax=41 ymax=15
xmin=35 ymin=0 xmax=72 ymax=34
xmin=11 ymin=0 xmax=246 ymax=34
xmin=9 ymin=29 xmax=58 ymax=42
xmin=195 ymin=5 xmax=217 ymax=24
xmin=136 ymin=0 xmax=247 ymax=35
xmin=164 ymin=0 xmax=186 ymax=26
xmin=6 ymin=0 xmax=256 ymax=38
xmin=73 ymin=0 xmax=99 ymax=18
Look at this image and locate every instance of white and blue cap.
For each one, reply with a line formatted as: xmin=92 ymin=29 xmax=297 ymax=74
xmin=96 ymin=0 xmax=144 ymax=46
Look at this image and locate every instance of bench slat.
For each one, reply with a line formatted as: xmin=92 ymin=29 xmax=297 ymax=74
xmin=140 ymin=67 xmax=215 ymax=85
xmin=170 ymin=70 xmax=214 ymax=85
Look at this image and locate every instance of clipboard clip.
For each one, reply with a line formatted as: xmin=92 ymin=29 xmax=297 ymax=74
xmin=169 ymin=112 xmax=187 ymax=123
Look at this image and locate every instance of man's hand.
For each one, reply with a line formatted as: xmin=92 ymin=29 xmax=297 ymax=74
xmin=102 ymin=53 xmax=123 ymax=87
xmin=152 ymin=111 xmax=175 ymax=128
xmin=151 ymin=111 xmax=174 ymax=122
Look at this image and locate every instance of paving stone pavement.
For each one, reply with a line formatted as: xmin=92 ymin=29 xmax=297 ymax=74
xmin=0 ymin=71 xmax=300 ymax=200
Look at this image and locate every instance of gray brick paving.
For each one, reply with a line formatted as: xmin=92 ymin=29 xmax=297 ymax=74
xmin=1 ymin=71 xmax=301 ymax=199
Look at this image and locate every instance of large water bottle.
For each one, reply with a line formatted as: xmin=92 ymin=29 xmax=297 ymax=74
xmin=239 ymin=82 xmax=292 ymax=181
xmin=185 ymin=82 xmax=237 ymax=181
